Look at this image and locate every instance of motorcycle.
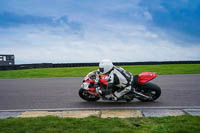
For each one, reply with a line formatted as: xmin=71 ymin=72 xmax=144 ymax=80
xmin=79 ymin=71 xmax=161 ymax=102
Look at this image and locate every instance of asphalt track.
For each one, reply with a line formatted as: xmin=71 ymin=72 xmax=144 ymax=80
xmin=0 ymin=74 xmax=200 ymax=111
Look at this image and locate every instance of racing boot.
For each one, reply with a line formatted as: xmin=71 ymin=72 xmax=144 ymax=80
xmin=114 ymin=86 xmax=132 ymax=99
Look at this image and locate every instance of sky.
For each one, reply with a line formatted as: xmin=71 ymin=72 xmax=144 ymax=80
xmin=0 ymin=0 xmax=200 ymax=64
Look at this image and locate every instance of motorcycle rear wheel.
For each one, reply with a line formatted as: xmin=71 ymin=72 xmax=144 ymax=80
xmin=137 ymin=82 xmax=161 ymax=102
xmin=79 ymin=88 xmax=100 ymax=102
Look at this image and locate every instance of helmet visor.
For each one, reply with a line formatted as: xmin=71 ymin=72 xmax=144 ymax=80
xmin=99 ymin=68 xmax=104 ymax=73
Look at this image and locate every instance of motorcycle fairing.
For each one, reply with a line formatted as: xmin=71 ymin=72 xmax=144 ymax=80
xmin=138 ymin=72 xmax=157 ymax=84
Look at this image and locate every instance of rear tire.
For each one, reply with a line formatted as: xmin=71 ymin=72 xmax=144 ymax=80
xmin=79 ymin=88 xmax=100 ymax=102
xmin=137 ymin=82 xmax=161 ymax=102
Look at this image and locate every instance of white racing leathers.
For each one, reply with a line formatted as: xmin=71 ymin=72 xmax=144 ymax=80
xmin=107 ymin=66 xmax=133 ymax=98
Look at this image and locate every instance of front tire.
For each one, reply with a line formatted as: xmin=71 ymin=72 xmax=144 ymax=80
xmin=79 ymin=88 xmax=100 ymax=102
xmin=137 ymin=82 xmax=161 ymax=102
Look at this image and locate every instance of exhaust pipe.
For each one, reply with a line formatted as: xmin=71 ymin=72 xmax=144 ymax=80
xmin=133 ymin=90 xmax=152 ymax=100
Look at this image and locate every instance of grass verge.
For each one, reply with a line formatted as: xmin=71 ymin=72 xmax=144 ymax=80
xmin=0 ymin=64 xmax=200 ymax=78
xmin=0 ymin=115 xmax=200 ymax=133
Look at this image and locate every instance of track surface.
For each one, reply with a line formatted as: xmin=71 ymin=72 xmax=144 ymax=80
xmin=0 ymin=74 xmax=200 ymax=110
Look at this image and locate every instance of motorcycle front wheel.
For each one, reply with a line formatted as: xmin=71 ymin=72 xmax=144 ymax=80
xmin=136 ymin=82 xmax=161 ymax=102
xmin=79 ymin=88 xmax=100 ymax=102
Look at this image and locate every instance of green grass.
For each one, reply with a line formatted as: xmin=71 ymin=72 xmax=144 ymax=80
xmin=0 ymin=64 xmax=200 ymax=78
xmin=0 ymin=115 xmax=200 ymax=133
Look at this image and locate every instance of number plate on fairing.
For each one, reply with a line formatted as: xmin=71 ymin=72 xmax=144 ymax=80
xmin=81 ymin=83 xmax=89 ymax=89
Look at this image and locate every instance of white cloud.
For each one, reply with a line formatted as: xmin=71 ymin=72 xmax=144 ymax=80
xmin=0 ymin=21 xmax=200 ymax=64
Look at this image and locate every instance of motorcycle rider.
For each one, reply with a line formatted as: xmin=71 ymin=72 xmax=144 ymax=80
xmin=98 ymin=59 xmax=134 ymax=101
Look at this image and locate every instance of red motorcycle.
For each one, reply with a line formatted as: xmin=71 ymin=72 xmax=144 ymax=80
xmin=79 ymin=71 xmax=161 ymax=102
